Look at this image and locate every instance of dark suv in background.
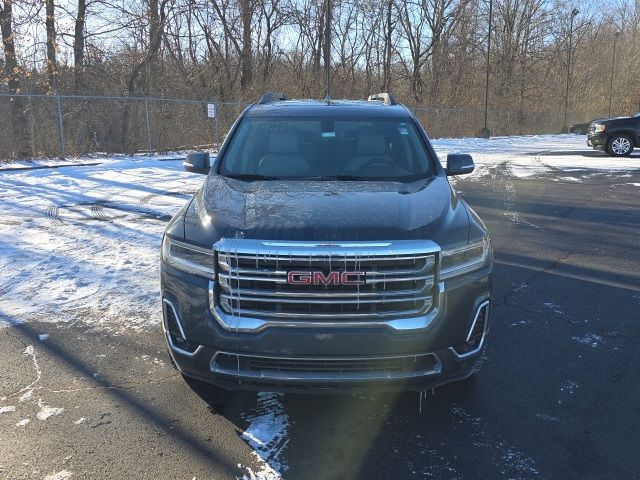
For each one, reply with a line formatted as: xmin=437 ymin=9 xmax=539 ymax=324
xmin=161 ymin=93 xmax=493 ymax=393
xmin=587 ymin=113 xmax=640 ymax=156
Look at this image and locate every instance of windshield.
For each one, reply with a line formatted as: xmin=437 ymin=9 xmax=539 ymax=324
xmin=634 ymin=112 xmax=640 ymax=117
xmin=218 ymin=116 xmax=436 ymax=181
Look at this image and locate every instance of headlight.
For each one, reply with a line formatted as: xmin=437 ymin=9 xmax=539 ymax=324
xmin=441 ymin=237 xmax=491 ymax=279
xmin=161 ymin=235 xmax=215 ymax=278
xmin=593 ymin=124 xmax=606 ymax=133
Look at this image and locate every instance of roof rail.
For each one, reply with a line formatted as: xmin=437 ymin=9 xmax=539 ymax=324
xmin=367 ymin=92 xmax=397 ymax=106
xmin=259 ymin=92 xmax=288 ymax=104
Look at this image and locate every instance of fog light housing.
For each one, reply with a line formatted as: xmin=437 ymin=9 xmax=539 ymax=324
xmin=162 ymin=298 xmax=202 ymax=356
xmin=452 ymin=301 xmax=490 ymax=357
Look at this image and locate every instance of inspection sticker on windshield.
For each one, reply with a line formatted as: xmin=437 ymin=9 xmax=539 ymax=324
xmin=399 ymin=126 xmax=408 ymax=135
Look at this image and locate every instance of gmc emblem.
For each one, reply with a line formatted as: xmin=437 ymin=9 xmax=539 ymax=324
xmin=287 ymin=271 xmax=366 ymax=286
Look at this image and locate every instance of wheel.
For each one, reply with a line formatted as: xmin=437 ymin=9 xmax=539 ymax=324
xmin=606 ymin=134 xmax=634 ymax=157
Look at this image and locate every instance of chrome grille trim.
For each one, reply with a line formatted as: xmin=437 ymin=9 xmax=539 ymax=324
xmin=210 ymin=280 xmax=445 ymax=332
xmin=217 ymin=284 xmax=431 ymax=298
xmin=218 ymin=272 xmax=435 ymax=284
xmin=210 ymin=238 xmax=443 ymax=333
xmin=220 ymin=294 xmax=433 ymax=305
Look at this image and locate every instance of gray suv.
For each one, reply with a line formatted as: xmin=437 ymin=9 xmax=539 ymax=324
xmin=161 ymin=93 xmax=493 ymax=392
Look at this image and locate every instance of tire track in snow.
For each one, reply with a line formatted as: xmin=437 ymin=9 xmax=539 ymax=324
xmin=45 ymin=200 xmax=172 ymax=226
xmin=90 ymin=203 xmax=112 ymax=222
xmin=46 ymin=204 xmax=64 ymax=226
xmin=498 ymin=159 xmax=540 ymax=230
xmin=138 ymin=190 xmax=192 ymax=205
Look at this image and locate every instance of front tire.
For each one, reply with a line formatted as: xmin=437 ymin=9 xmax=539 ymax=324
xmin=606 ymin=134 xmax=634 ymax=157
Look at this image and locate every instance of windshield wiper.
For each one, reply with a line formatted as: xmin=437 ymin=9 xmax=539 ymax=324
xmin=224 ymin=173 xmax=280 ymax=181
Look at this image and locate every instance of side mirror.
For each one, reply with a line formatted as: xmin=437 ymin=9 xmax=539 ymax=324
xmin=446 ymin=153 xmax=475 ymax=176
xmin=183 ymin=152 xmax=212 ymax=175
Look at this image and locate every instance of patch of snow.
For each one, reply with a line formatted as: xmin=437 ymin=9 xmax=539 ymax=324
xmin=512 ymin=282 xmax=527 ymax=293
xmin=0 ymin=405 xmax=16 ymax=413
xmin=432 ymin=134 xmax=640 ymax=180
xmin=38 ymin=334 xmax=49 ymax=341
xmin=560 ymin=380 xmax=579 ymax=394
xmin=448 ymin=404 xmax=539 ymax=477
xmin=16 ymin=418 xmax=30 ymax=426
xmin=543 ymin=302 xmax=563 ymax=315
xmin=43 ymin=470 xmax=73 ymax=480
xmin=36 ymin=400 xmax=64 ymax=421
xmin=74 ymin=417 xmax=86 ymax=425
xmin=502 ymin=448 xmax=539 ymax=475
xmin=559 ymin=176 xmax=582 ymax=182
xmin=572 ymin=333 xmax=603 ymax=348
xmin=0 ymin=155 xmax=201 ymax=333
xmin=19 ymin=390 xmax=33 ymax=402
xmin=535 ymin=413 xmax=559 ymax=422
xmin=240 ymin=392 xmax=289 ymax=480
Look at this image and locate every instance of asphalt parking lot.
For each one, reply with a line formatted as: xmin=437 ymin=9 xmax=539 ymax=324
xmin=1 ymin=139 xmax=639 ymax=479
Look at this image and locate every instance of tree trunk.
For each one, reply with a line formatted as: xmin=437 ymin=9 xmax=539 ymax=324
xmin=382 ymin=0 xmax=393 ymax=92
xmin=45 ymin=0 xmax=58 ymax=92
xmin=0 ymin=0 xmax=29 ymax=158
xmin=73 ymin=0 xmax=86 ymax=92
xmin=239 ymin=0 xmax=253 ymax=92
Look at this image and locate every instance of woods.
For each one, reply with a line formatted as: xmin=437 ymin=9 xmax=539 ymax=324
xmin=1 ymin=0 xmax=639 ymax=139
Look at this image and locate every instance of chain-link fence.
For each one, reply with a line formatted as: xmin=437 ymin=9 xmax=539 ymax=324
xmin=0 ymin=93 xmax=595 ymax=160
xmin=411 ymin=107 xmax=594 ymax=138
xmin=0 ymin=94 xmax=249 ymax=160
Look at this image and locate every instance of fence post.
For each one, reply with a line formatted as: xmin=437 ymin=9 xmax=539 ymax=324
xmin=214 ymin=100 xmax=220 ymax=150
xmin=55 ymin=95 xmax=66 ymax=158
xmin=144 ymin=98 xmax=153 ymax=154
xmin=29 ymin=96 xmax=35 ymax=158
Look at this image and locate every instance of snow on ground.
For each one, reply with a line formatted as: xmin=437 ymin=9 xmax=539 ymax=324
xmin=0 ymin=155 xmax=203 ymax=331
xmin=433 ymin=134 xmax=640 ymax=178
xmin=0 ymin=134 xmax=638 ymax=333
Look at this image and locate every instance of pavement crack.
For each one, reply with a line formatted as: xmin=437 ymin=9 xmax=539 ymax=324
xmin=3 ymin=340 xmax=43 ymax=399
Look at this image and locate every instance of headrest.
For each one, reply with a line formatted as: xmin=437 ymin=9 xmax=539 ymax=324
xmin=257 ymin=154 xmax=309 ymax=176
xmin=357 ymin=133 xmax=387 ymax=156
xmin=269 ymin=132 xmax=299 ymax=155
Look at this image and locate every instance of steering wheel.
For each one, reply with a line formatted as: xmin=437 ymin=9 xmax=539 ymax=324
xmin=356 ymin=157 xmax=397 ymax=172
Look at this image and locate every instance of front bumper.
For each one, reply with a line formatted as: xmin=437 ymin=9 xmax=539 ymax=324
xmin=587 ymin=133 xmax=607 ymax=149
xmin=161 ymin=262 xmax=493 ymax=393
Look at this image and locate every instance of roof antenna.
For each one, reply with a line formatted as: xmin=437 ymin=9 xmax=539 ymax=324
xmin=324 ymin=0 xmax=332 ymax=104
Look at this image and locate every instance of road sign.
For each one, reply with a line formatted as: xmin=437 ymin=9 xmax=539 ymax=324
xmin=207 ymin=103 xmax=216 ymax=118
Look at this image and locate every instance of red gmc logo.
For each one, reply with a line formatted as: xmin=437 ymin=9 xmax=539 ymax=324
xmin=287 ymin=271 xmax=366 ymax=286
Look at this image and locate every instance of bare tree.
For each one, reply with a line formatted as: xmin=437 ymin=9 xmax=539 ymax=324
xmin=73 ymin=0 xmax=87 ymax=91
xmin=45 ymin=0 xmax=58 ymax=92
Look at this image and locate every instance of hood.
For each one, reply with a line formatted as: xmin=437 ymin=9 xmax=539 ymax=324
xmin=600 ymin=114 xmax=635 ymax=123
xmin=183 ymin=175 xmax=471 ymax=247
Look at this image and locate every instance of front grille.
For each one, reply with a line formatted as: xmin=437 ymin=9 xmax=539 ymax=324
xmin=213 ymin=352 xmax=440 ymax=379
xmin=214 ymin=240 xmax=438 ymax=321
